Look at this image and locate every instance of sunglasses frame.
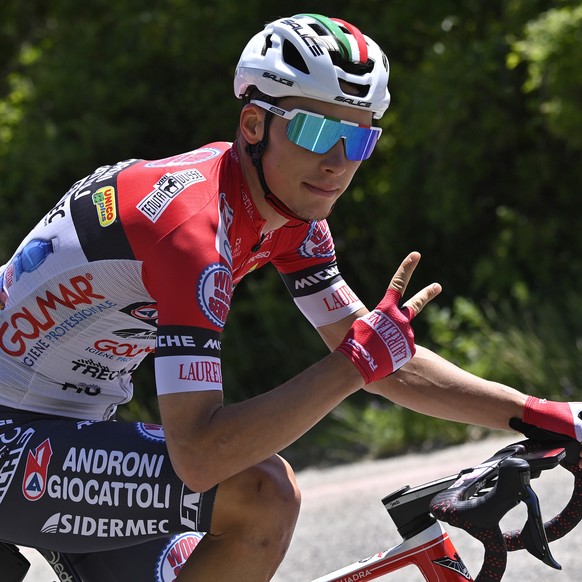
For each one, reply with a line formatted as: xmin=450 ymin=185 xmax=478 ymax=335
xmin=250 ymin=99 xmax=382 ymax=161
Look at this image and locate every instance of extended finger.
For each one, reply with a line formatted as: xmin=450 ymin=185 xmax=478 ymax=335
xmin=402 ymin=282 xmax=442 ymax=317
xmin=389 ymin=251 xmax=421 ymax=296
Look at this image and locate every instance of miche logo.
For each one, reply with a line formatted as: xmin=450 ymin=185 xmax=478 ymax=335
xmin=295 ymin=265 xmax=339 ymax=290
xmin=0 ymin=275 xmax=105 ymax=357
xmin=156 ymin=334 xmax=197 ymax=349
xmin=204 ymin=338 xmax=221 ymax=350
xmin=433 ymin=554 xmax=471 ymax=579
xmin=22 ymin=438 xmax=53 ymax=501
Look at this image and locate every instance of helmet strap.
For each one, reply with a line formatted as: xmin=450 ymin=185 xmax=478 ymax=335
xmin=246 ymin=109 xmax=308 ymax=224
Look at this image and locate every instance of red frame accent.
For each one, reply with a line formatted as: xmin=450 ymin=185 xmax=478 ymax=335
xmin=312 ymin=522 xmax=473 ymax=581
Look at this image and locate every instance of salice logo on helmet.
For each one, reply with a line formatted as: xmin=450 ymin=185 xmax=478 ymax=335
xmin=299 ymin=222 xmax=334 ymax=258
xmin=155 ymin=532 xmax=205 ymax=581
xmin=334 ymin=96 xmax=373 ymax=109
xmin=261 ymin=71 xmax=294 ymax=87
xmin=281 ymin=18 xmax=325 ymax=57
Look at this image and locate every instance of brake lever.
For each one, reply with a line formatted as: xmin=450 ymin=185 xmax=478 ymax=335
xmin=520 ymin=483 xmax=561 ymax=570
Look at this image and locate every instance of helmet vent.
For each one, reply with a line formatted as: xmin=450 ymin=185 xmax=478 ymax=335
xmin=261 ymin=34 xmax=273 ymax=56
xmin=339 ymin=79 xmax=371 ymax=98
xmin=330 ymin=51 xmax=374 ymax=75
xmin=306 ymin=22 xmax=330 ymax=37
xmin=382 ymin=53 xmax=389 ymax=71
xmin=282 ymin=39 xmax=310 ymax=74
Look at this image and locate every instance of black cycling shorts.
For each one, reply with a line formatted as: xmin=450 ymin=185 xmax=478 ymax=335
xmin=0 ymin=405 xmax=217 ymax=576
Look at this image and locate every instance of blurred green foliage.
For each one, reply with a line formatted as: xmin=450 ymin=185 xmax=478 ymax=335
xmin=2 ymin=0 xmax=582 ymax=464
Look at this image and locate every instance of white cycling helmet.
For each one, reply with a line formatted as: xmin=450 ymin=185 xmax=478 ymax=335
xmin=234 ymin=13 xmax=390 ymax=119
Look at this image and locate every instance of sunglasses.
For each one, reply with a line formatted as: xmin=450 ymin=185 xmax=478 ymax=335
xmin=250 ymin=99 xmax=382 ymax=161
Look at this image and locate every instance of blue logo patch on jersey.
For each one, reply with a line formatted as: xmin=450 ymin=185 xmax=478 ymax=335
xmin=197 ymin=263 xmax=232 ymax=329
xmin=299 ymin=221 xmax=334 ymax=258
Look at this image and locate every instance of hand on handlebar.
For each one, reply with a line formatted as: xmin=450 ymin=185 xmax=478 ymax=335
xmin=522 ymin=397 xmax=582 ymax=441
xmin=511 ymin=398 xmax=582 ymax=467
xmin=335 ymin=252 xmax=441 ymax=385
xmin=514 ymin=398 xmax=582 ymax=467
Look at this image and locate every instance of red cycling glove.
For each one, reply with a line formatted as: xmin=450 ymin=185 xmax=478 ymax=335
xmin=522 ymin=396 xmax=582 ymax=441
xmin=336 ymin=288 xmax=416 ymax=385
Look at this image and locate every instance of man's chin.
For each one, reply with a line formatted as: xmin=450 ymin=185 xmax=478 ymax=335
xmin=293 ymin=203 xmax=335 ymax=222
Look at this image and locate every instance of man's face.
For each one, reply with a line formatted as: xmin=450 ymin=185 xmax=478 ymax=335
xmin=260 ymin=97 xmax=375 ymax=222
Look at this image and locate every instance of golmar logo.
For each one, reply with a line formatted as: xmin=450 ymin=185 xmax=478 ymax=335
xmin=0 ymin=274 xmax=105 ymax=357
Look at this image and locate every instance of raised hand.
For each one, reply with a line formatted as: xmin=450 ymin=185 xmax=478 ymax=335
xmin=336 ymin=252 xmax=441 ymax=385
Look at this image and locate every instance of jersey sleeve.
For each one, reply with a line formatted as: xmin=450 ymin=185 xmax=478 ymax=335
xmin=143 ymin=221 xmax=231 ymax=396
xmin=272 ymin=220 xmax=364 ymax=328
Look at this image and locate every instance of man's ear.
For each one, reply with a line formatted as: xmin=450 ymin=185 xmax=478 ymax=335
xmin=239 ymin=104 xmax=264 ymax=144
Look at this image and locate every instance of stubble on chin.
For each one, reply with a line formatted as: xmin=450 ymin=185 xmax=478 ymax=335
xmin=291 ymin=198 xmax=338 ymax=222
xmin=294 ymin=208 xmax=333 ymax=222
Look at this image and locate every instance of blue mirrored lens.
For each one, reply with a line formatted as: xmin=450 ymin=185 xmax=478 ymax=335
xmin=286 ymin=113 xmax=381 ymax=161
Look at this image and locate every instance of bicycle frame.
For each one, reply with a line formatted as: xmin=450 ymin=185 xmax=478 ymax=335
xmin=312 ymin=521 xmax=472 ymax=581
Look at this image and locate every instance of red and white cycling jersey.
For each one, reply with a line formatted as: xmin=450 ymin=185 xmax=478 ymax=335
xmin=0 ymin=143 xmax=363 ymax=420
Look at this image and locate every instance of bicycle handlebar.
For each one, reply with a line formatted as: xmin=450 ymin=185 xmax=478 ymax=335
xmin=429 ymin=428 xmax=582 ymax=582
xmin=504 ymin=442 xmax=582 ymax=548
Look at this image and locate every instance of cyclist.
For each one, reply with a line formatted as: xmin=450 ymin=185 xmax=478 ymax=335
xmin=0 ymin=13 xmax=579 ymax=582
